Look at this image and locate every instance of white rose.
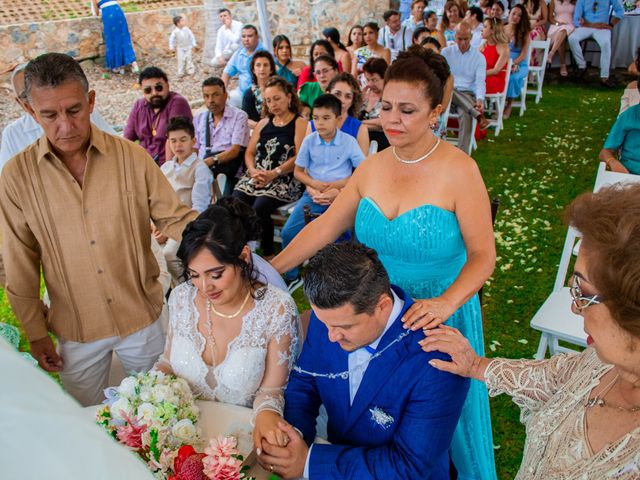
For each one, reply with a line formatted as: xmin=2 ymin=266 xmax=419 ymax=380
xmin=118 ymin=377 xmax=139 ymax=398
xmin=152 ymin=385 xmax=172 ymax=403
xmin=171 ymin=419 xmax=196 ymax=442
xmin=137 ymin=402 xmax=156 ymax=422
xmin=110 ymin=398 xmax=131 ymax=421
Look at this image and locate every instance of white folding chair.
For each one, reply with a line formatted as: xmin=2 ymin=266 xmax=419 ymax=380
xmin=368 ymin=140 xmax=379 ymax=156
xmin=445 ymin=106 xmax=477 ymax=156
xmin=484 ymin=58 xmax=512 ymax=137
xmin=526 ymin=40 xmax=550 ymax=104
xmin=212 ymin=173 xmax=227 ymax=203
xmin=530 ymin=163 xmax=640 ymax=359
xmin=510 ymin=44 xmax=533 ymax=117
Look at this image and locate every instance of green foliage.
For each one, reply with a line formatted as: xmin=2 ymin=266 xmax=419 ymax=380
xmin=0 ymin=82 xmax=621 ymax=478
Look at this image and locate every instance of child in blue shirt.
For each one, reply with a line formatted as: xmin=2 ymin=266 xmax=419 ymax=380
xmin=281 ymin=94 xmax=365 ymax=281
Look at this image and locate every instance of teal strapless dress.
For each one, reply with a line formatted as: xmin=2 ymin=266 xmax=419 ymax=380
xmin=355 ymin=197 xmax=497 ymax=480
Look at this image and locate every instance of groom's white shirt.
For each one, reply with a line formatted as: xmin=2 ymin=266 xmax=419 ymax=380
xmin=303 ymin=290 xmax=404 ymax=478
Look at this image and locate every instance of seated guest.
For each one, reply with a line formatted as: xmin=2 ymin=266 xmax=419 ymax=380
xmin=480 ymin=0 xmax=495 ymax=18
xmin=123 ymin=66 xmax=192 ymax=166
xmin=442 ymin=22 xmax=487 ymax=152
xmin=353 ymin=22 xmax=391 ymax=77
xmin=297 ymin=40 xmax=335 ymax=91
xmin=298 ymin=55 xmax=339 ymax=115
xmin=0 ymin=63 xmax=115 ymax=169
xmin=504 ymin=5 xmax=531 ymax=118
xmin=273 ymin=34 xmax=305 ymax=87
xmin=193 ymin=77 xmax=249 ymax=196
xmin=257 ymin=242 xmax=469 ymax=479
xmin=242 ymin=51 xmax=277 ymax=129
xmin=156 ymin=116 xmax=213 ymax=283
xmin=425 ymin=184 xmax=640 ymax=479
xmin=423 ymin=10 xmax=440 ymax=37
xmin=465 ymin=6 xmax=485 ymax=48
xmin=568 ymin=0 xmax=624 ymax=87
xmin=547 ymin=0 xmax=577 ymax=77
xmin=359 ymin=57 xmax=390 ymax=150
xmin=412 ymin=26 xmax=432 ymax=45
xmin=323 ymin=27 xmax=353 ymax=78
xmin=524 ymin=0 xmax=548 ymax=43
xmin=403 ymin=0 xmax=427 ymax=32
xmin=233 ymin=77 xmax=307 ymax=257
xmin=479 ymin=17 xmax=510 ymax=95
xmin=222 ymin=24 xmax=266 ymax=108
xmin=490 ymin=0 xmax=506 ymax=19
xmin=155 ymin=198 xmax=299 ymax=445
xmin=346 ymin=25 xmax=364 ymax=59
xmin=379 ymin=10 xmax=413 ymax=61
xmin=438 ymin=1 xmax=464 ymax=47
xmin=421 ymin=36 xmax=443 ymax=52
xmin=281 ymin=95 xmax=365 ymax=282
xmin=318 ymin=73 xmax=370 ymax=154
xmin=620 ymin=48 xmax=640 ymax=115
xmin=211 ymin=8 xmax=243 ymax=67
xmin=599 ymin=93 xmax=640 ymax=174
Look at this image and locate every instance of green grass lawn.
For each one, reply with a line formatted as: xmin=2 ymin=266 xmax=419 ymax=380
xmin=0 ymin=81 xmax=623 ymax=479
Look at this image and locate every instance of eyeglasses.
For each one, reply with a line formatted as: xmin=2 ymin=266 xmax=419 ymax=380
xmin=143 ymin=83 xmax=165 ymax=95
xmin=314 ymin=68 xmax=335 ymax=76
xmin=569 ymin=274 xmax=604 ymax=311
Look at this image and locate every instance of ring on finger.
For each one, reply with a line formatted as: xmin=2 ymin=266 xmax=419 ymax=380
xmin=270 ymin=464 xmax=274 ymax=472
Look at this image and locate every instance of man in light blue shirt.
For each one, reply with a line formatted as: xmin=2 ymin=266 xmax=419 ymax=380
xmin=221 ymin=24 xmax=265 ymax=107
xmin=568 ymin=0 xmax=625 ymax=84
xmin=442 ymin=22 xmax=487 ymax=154
xmin=280 ymin=94 xmax=365 ymax=281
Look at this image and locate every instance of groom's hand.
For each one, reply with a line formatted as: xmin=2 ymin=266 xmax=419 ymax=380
xmin=257 ymin=421 xmax=307 ymax=479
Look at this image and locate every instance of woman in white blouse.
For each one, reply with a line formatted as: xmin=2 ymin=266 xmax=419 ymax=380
xmin=155 ymin=198 xmax=300 ymax=450
xmin=423 ymin=183 xmax=640 ymax=479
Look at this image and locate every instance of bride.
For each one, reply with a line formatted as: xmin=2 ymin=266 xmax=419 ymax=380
xmin=155 ymin=198 xmax=300 ymax=448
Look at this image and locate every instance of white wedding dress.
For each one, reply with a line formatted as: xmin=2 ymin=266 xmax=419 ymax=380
xmin=156 ymin=282 xmax=300 ymax=416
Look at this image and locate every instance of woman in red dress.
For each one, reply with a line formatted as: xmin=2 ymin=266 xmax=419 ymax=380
xmin=479 ymin=18 xmax=510 ymax=94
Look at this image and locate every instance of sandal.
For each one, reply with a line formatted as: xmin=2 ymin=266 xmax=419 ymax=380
xmin=560 ymin=65 xmax=568 ymax=77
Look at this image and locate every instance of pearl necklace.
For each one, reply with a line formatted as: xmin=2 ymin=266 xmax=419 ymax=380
xmin=207 ymin=289 xmax=252 ymax=319
xmin=585 ymin=374 xmax=640 ymax=413
xmin=392 ymin=137 xmax=441 ymax=164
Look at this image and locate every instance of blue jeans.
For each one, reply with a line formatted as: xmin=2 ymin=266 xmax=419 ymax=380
xmin=281 ymin=191 xmax=329 ymax=280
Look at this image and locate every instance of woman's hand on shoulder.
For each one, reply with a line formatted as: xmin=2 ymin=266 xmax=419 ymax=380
xmin=253 ymin=410 xmax=289 ymax=451
xmin=402 ymin=296 xmax=457 ymax=331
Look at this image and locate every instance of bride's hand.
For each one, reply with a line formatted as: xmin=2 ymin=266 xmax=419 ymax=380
xmin=253 ymin=410 xmax=289 ymax=452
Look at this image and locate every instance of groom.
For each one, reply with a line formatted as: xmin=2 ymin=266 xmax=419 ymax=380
xmin=258 ymin=243 xmax=469 ymax=479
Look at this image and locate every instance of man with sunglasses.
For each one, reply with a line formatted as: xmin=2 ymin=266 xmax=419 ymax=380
xmin=567 ymin=0 xmax=625 ymax=87
xmin=124 ymin=66 xmax=192 ymax=165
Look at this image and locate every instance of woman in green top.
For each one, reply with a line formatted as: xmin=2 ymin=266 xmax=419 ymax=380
xmin=298 ymin=55 xmax=339 ymax=119
xmin=600 ymin=91 xmax=640 ymax=175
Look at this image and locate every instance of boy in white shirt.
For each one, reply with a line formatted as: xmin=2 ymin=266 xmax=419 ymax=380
xmin=155 ymin=116 xmax=212 ymax=283
xmin=169 ymin=15 xmax=197 ymax=76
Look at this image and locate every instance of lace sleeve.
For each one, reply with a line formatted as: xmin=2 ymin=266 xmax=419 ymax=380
xmin=484 ymin=351 xmax=584 ymax=424
xmin=252 ymin=291 xmax=300 ymax=421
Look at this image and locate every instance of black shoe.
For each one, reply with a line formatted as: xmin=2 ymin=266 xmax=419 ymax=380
xmin=600 ymin=77 xmax=616 ymax=88
xmin=573 ymin=67 xmax=587 ymax=80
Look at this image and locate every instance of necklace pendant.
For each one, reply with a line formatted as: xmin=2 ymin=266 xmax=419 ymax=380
xmin=585 ymin=397 xmax=599 ymax=408
xmin=152 ymin=128 xmax=157 ymax=137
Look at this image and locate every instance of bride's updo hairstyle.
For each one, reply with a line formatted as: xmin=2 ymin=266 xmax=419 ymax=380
xmin=177 ymin=198 xmax=264 ymax=297
xmin=385 ymin=45 xmax=448 ymax=110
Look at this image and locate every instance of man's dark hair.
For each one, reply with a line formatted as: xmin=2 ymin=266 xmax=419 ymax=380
xmin=423 ymin=9 xmax=437 ymax=20
xmin=304 ymin=243 xmax=392 ymax=315
xmin=242 ymin=24 xmax=259 ymax=35
xmin=173 ymin=15 xmax=182 ymax=26
xmin=493 ymin=1 xmax=505 ymax=12
xmin=24 ymin=53 xmax=89 ymax=101
xmin=138 ymin=66 xmax=168 ymax=85
xmin=166 ymin=116 xmax=195 ymax=138
xmin=468 ymin=6 xmax=484 ymax=22
xmin=312 ymin=93 xmax=342 ymax=117
xmin=218 ymin=7 xmax=230 ymax=14
xmin=202 ymin=76 xmax=226 ymax=92
xmin=420 ymin=36 xmax=442 ymax=50
xmin=412 ymin=26 xmax=430 ymax=42
xmin=383 ymin=9 xmax=400 ymax=22
xmin=362 ymin=57 xmax=388 ymax=77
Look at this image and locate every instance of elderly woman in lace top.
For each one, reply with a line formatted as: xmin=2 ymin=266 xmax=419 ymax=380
xmin=155 ymin=198 xmax=300 ymax=451
xmin=422 ymin=183 xmax=640 ymax=479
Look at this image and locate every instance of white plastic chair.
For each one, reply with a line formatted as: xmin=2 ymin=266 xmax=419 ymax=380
xmin=530 ymin=163 xmax=640 ymax=359
xmin=212 ymin=173 xmax=227 ymax=202
xmin=484 ymin=58 xmax=513 ymax=137
xmin=526 ymin=40 xmax=551 ymax=104
xmin=510 ymin=44 xmax=533 ymax=117
xmin=445 ymin=105 xmax=477 ymax=156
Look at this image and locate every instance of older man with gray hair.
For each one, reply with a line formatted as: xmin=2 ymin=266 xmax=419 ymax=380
xmin=0 ymin=53 xmax=197 ymax=406
xmin=0 ymin=63 xmax=115 ymax=171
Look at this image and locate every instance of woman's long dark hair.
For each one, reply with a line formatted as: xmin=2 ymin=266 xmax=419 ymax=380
xmin=309 ymin=39 xmax=335 ymax=71
xmin=511 ymin=4 xmax=531 ymax=49
xmin=323 ymin=27 xmax=347 ymax=51
xmin=177 ymin=198 xmax=264 ymax=298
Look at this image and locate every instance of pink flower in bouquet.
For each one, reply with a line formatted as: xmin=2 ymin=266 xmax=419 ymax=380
xmin=204 ymin=436 xmax=240 ymax=459
xmin=116 ymin=414 xmax=148 ymax=449
xmin=202 ymin=437 xmax=244 ymax=480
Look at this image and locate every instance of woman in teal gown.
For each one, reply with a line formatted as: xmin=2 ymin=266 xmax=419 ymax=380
xmin=272 ymin=46 xmax=498 ymax=480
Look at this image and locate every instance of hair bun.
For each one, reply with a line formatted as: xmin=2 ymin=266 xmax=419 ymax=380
xmin=217 ymin=197 xmax=262 ymax=242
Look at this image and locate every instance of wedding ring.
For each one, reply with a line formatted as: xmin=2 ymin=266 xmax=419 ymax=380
xmin=270 ymin=464 xmax=274 ymax=472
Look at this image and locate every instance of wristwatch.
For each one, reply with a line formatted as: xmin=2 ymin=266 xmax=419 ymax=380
xmin=212 ymin=154 xmax=219 ymax=167
xmin=275 ymin=167 xmax=283 ymax=176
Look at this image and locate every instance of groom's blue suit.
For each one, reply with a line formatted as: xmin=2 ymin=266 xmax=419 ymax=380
xmin=284 ymin=286 xmax=470 ymax=479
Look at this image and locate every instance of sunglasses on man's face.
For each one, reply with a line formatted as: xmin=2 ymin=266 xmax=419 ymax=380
xmin=143 ymin=83 xmax=164 ymax=95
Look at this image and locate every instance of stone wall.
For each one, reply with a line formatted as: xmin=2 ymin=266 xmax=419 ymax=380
xmin=1 ymin=0 xmax=386 ymax=72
